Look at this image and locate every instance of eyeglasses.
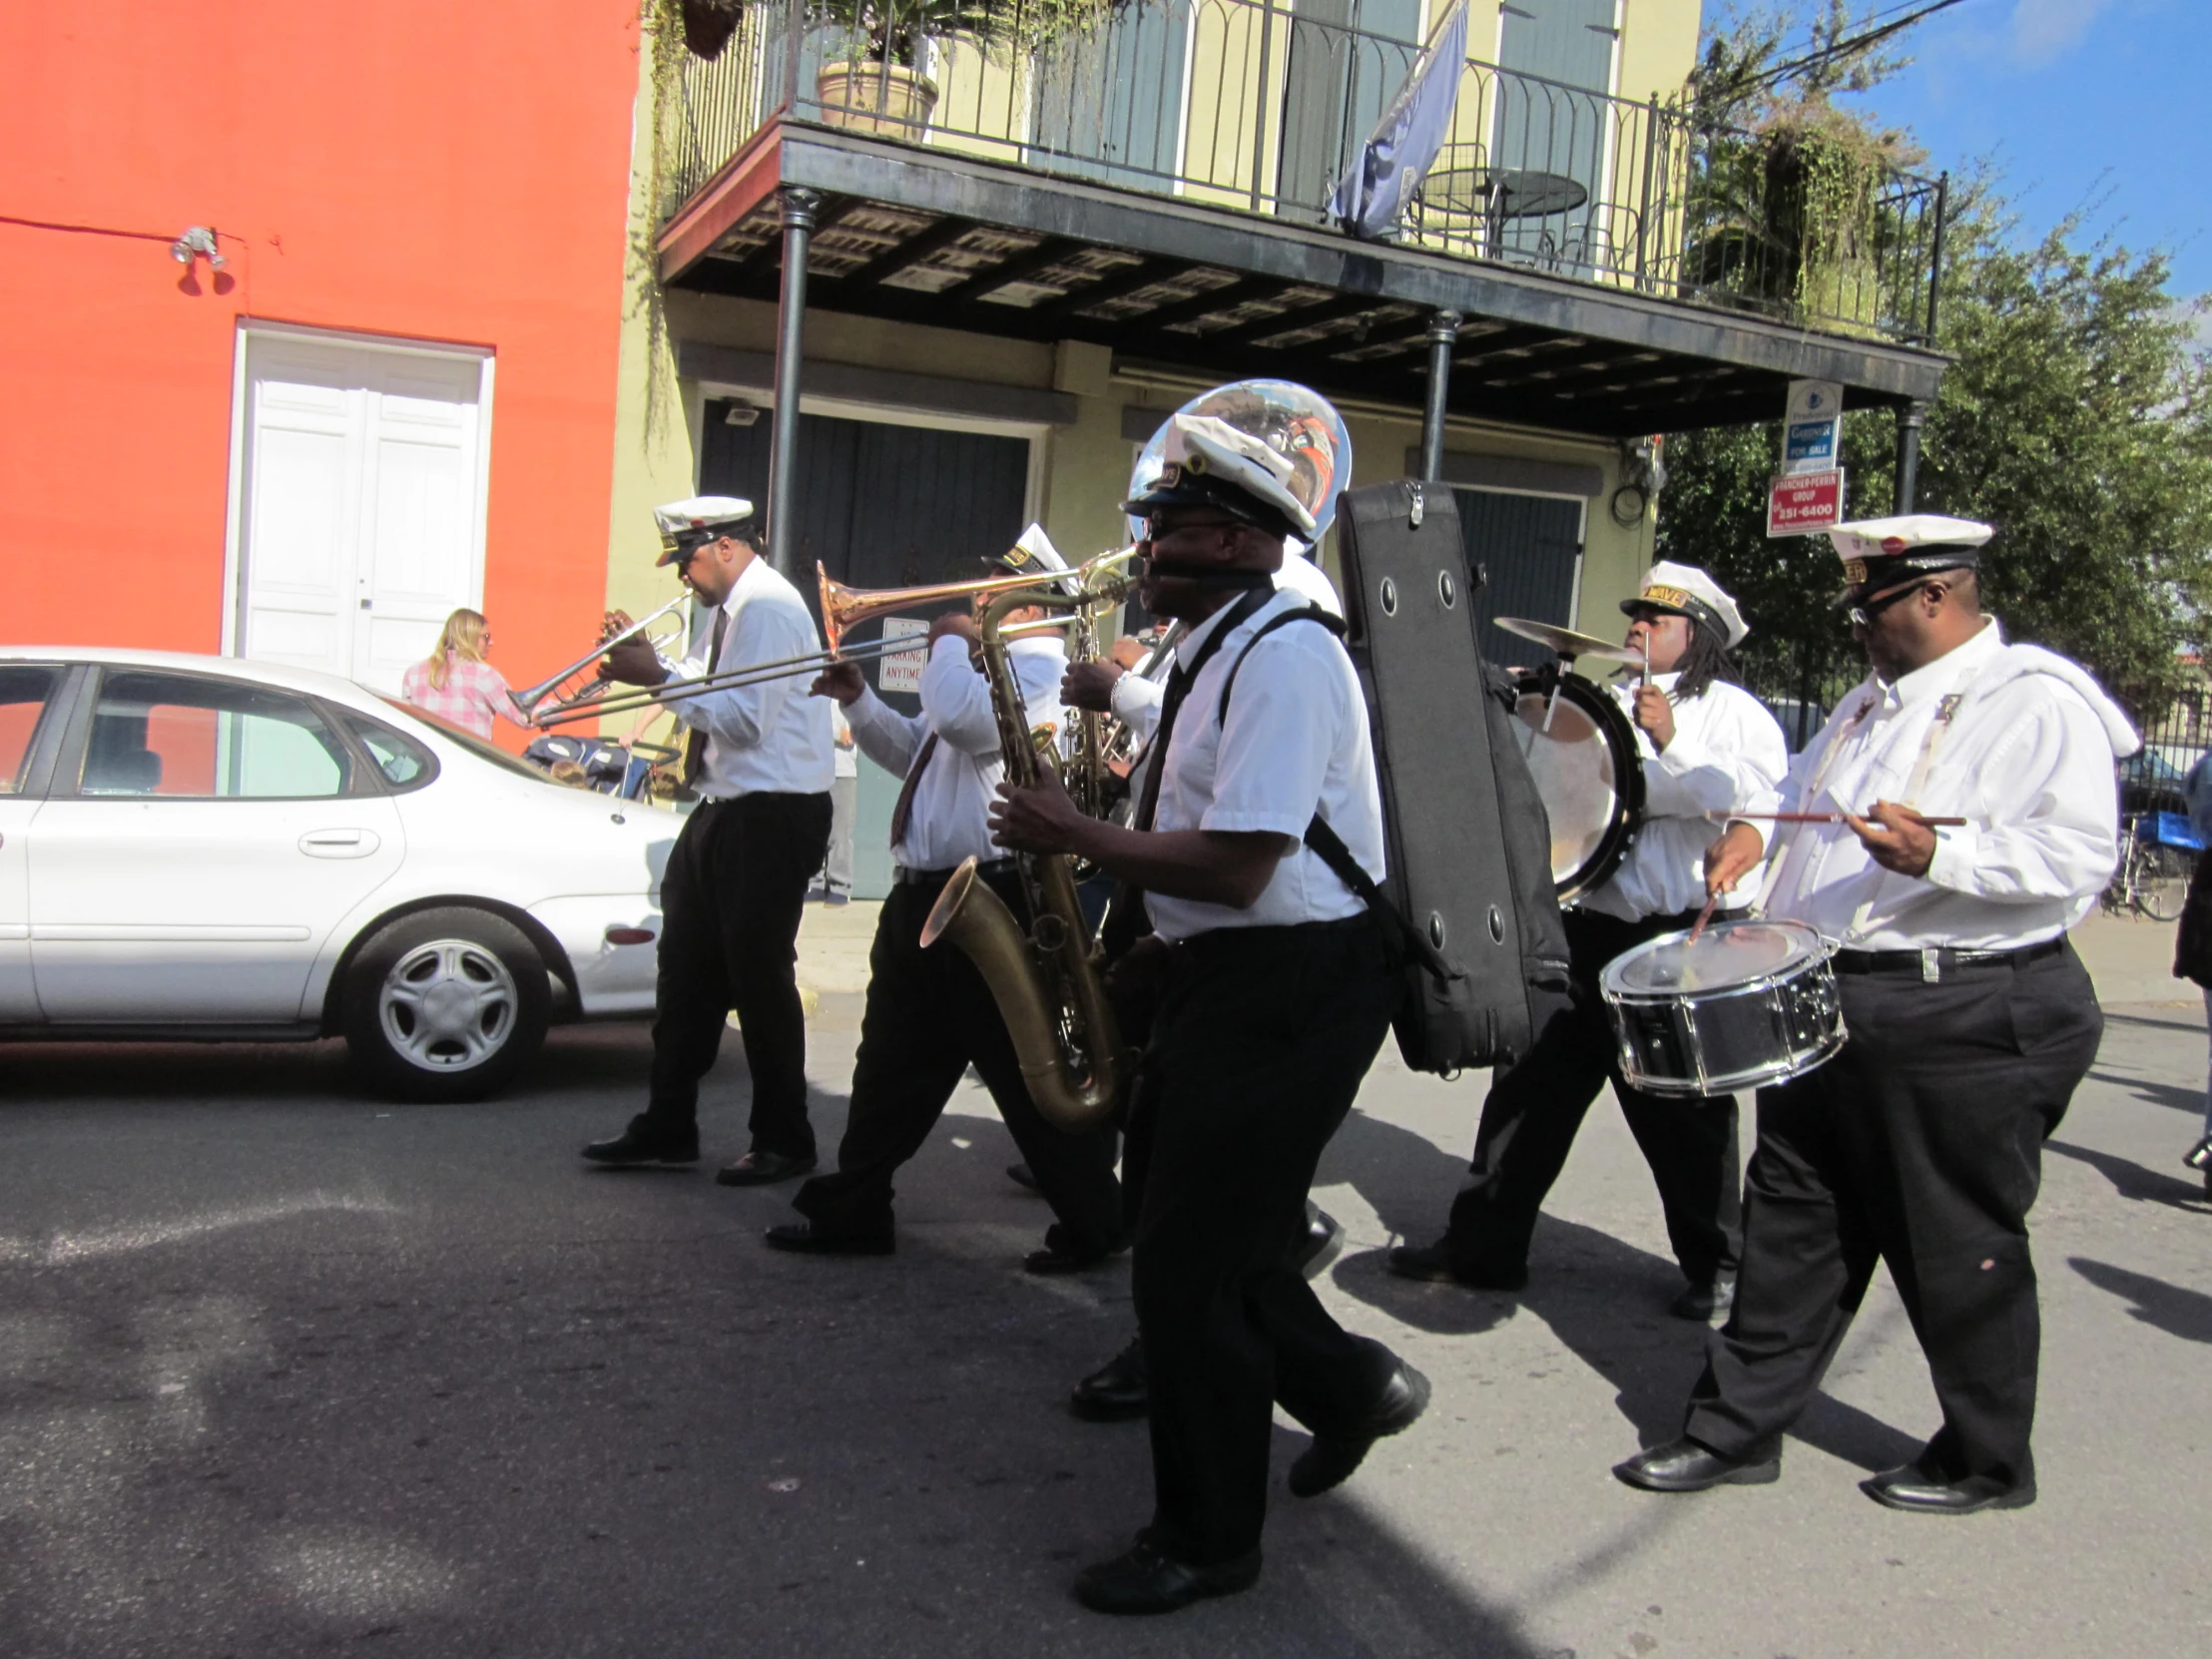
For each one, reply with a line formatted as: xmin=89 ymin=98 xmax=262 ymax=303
xmin=1142 ymin=516 xmax=1240 ymax=545
xmin=1846 ymin=580 xmax=1937 ymax=631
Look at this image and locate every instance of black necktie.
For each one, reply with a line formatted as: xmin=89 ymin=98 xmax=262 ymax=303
xmin=1130 ymin=662 xmax=1196 ymax=833
xmin=680 ymin=607 xmax=729 ymax=789
xmin=888 ymin=732 xmax=938 ymax=848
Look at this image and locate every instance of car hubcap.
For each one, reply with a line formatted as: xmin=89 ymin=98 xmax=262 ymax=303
xmin=379 ymin=939 xmax=518 ymax=1072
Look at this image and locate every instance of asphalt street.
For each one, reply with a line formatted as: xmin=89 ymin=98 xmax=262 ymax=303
xmin=2 ymin=981 xmax=2208 ymax=1658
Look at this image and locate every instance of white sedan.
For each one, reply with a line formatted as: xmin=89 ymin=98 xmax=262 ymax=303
xmin=0 ymin=648 xmax=672 ymax=1101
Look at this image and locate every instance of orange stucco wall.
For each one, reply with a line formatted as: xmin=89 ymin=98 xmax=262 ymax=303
xmin=0 ymin=2 xmax=644 ymax=739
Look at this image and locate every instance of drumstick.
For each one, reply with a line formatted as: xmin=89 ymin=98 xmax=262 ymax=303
xmin=1685 ymin=893 xmax=1719 ymax=944
xmin=1710 ymin=811 xmax=1967 ymax=828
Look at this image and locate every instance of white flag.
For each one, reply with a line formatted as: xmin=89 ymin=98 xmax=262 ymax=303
xmin=1329 ymin=0 xmax=1471 ymax=241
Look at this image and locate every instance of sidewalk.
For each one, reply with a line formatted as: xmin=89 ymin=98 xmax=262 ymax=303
xmin=796 ymin=901 xmax=2198 ymax=1010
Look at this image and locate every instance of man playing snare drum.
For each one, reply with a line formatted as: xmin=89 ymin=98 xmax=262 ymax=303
xmin=1389 ymin=563 xmax=1788 ymax=1322
xmin=1616 ymin=516 xmax=2134 ymax=1514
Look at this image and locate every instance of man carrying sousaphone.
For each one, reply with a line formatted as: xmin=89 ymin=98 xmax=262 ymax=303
xmin=1389 ymin=563 xmax=1789 ymax=1321
xmin=992 ymin=414 xmax=1424 ymax=1615
xmin=1616 ymin=515 xmax=2135 ymax=1514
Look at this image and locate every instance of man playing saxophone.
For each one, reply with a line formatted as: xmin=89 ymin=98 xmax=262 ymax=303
xmin=763 ymin=532 xmax=1125 ymax=1272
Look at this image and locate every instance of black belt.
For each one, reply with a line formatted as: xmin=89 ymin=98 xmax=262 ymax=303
xmin=892 ymin=857 xmax=1018 ymax=887
xmin=1832 ymin=936 xmax=2066 ymax=975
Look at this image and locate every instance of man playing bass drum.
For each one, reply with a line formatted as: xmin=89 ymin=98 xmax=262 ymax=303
xmin=993 ymin=414 xmax=1424 ymax=1616
xmin=1390 ymin=563 xmax=1788 ymax=1321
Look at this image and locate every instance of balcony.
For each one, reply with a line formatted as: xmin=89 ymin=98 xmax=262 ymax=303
xmin=657 ymin=0 xmax=1949 ymax=435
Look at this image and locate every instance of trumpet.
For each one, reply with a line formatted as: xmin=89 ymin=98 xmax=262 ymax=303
xmin=513 ymin=597 xmax=691 ymax=722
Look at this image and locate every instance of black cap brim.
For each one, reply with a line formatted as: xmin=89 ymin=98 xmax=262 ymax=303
xmin=1123 ymin=476 xmax=1298 ymax=542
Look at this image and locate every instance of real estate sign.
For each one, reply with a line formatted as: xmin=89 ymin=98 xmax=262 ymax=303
xmin=1768 ymin=469 xmax=1846 ymax=536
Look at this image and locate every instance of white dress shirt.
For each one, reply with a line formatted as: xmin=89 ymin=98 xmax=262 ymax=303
xmin=845 ymin=633 xmax=1067 ymax=871
xmin=669 ymin=556 xmax=836 ymax=799
xmin=1578 ymin=674 xmax=1789 ymax=921
xmin=1144 ymin=590 xmax=1385 ymax=941
xmin=1759 ymin=619 xmax=2136 ymax=950
xmin=1109 ymin=557 xmax=1343 ymax=744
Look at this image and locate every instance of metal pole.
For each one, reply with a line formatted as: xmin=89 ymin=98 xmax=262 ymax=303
xmin=1895 ymin=399 xmax=1927 ymax=515
xmin=1419 ymin=309 xmax=1461 ymax=481
xmin=1925 ymin=170 xmax=1950 ymax=344
xmin=1248 ymin=0 xmax=1275 ymax=214
xmin=768 ymin=186 xmax=821 ymax=579
xmin=1634 ymin=94 xmax=1659 ymax=288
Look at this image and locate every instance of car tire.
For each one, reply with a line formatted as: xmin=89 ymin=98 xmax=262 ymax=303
xmin=341 ymin=907 xmax=551 ymax=1103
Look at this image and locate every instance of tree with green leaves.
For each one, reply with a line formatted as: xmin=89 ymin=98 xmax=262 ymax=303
xmin=1659 ymin=6 xmax=2212 ymax=721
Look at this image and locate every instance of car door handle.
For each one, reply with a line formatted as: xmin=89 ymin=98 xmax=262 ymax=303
xmin=298 ymin=829 xmax=380 ymax=858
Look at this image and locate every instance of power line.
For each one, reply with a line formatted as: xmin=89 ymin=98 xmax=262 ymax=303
xmin=1747 ymin=0 xmax=1974 ymax=96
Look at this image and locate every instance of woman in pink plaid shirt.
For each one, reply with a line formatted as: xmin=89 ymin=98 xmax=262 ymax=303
xmin=399 ymin=609 xmax=531 ymax=739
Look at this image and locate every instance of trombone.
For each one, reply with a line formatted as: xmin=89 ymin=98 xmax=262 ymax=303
xmin=531 ymin=549 xmax=1131 ymax=730
xmin=512 ymin=596 xmax=691 ymax=723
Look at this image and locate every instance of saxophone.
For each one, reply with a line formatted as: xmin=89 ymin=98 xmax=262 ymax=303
xmin=919 ymin=565 xmax=1137 ymax=1135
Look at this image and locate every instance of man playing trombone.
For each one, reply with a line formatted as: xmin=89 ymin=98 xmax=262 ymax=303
xmin=764 ymin=530 xmax=1125 ymax=1271
xmin=581 ymin=496 xmax=835 ymax=1185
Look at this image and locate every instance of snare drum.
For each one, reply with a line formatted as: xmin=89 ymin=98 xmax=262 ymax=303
xmin=1599 ymin=919 xmax=1845 ymax=1098
xmin=1508 ymin=673 xmax=1644 ymax=901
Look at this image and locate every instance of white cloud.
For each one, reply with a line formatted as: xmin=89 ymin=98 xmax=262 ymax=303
xmin=2009 ymin=0 xmax=2129 ymax=63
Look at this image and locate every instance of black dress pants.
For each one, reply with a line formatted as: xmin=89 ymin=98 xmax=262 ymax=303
xmin=1444 ymin=906 xmax=1744 ymax=1285
xmin=793 ymin=866 xmax=1123 ymax=1253
xmin=1127 ymin=915 xmax=1401 ymax=1567
xmin=1683 ymin=941 xmax=2102 ymax=1491
xmin=644 ymin=792 xmax=831 ymax=1160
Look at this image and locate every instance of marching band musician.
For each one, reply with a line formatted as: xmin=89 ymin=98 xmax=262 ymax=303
xmin=992 ymin=415 xmax=1424 ymax=1616
xmin=581 ymin=496 xmax=835 ymax=1184
xmin=1390 ymin=563 xmax=1789 ymax=1322
xmin=764 ymin=530 xmax=1125 ymax=1271
xmin=1616 ymin=516 xmax=2136 ymax=1515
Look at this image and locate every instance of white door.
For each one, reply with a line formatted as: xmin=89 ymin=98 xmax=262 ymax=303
xmin=0 ymin=663 xmax=68 ymax=1021
xmin=234 ymin=330 xmax=490 ymax=694
xmin=29 ymin=667 xmax=403 ymax=1023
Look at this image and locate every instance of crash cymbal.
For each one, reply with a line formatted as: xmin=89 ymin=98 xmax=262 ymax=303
xmin=1494 ymin=616 xmax=1648 ymax=666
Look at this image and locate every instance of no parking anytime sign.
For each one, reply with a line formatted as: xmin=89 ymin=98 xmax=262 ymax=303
xmin=1768 ymin=469 xmax=1845 ymax=536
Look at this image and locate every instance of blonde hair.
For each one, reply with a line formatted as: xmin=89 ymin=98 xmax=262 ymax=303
xmin=425 ymin=609 xmax=490 ymax=690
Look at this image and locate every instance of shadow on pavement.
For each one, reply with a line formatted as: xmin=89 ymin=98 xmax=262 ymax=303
xmin=2082 ymin=1071 xmax=2206 ymax=1116
xmin=2047 ymin=1139 xmax=2212 ymax=1212
xmin=1320 ymin=1107 xmax=1921 ymax=1474
xmin=2068 ymin=1256 xmax=2212 ymax=1345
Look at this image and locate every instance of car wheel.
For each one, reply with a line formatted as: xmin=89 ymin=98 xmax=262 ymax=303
xmin=341 ymin=907 xmax=550 ymax=1103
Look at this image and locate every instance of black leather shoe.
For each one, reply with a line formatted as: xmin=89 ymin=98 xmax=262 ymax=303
xmin=1025 ymin=1243 xmax=1124 ymax=1276
xmin=1289 ymin=1359 xmax=1431 ymax=1497
xmin=1069 ymin=1339 xmax=1148 ymax=1421
xmin=1384 ymin=1241 xmax=1527 ymax=1291
xmin=1613 ymin=1436 xmax=1780 ymax=1492
xmin=714 ymin=1150 xmax=818 ymax=1187
xmin=1671 ymin=1277 xmax=1737 ymax=1322
xmin=762 ymin=1221 xmax=892 ymax=1256
xmin=2184 ymin=1134 xmax=2212 ymax=1172
xmin=1862 ymin=1464 xmax=2035 ymax=1514
xmin=1006 ymin=1162 xmax=1041 ymax=1192
xmin=1294 ymin=1205 xmax=1346 ymax=1278
xmin=1072 ymin=1540 xmax=1261 ymax=1615
xmin=581 ymin=1120 xmax=698 ymax=1166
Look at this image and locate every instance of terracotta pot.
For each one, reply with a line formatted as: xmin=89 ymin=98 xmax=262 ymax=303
xmin=816 ymin=62 xmax=939 ymax=136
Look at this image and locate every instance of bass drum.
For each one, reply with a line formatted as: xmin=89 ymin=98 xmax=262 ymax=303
xmin=1508 ymin=673 xmax=1644 ymax=902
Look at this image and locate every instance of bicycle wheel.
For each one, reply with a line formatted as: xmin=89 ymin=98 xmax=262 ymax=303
xmin=2138 ymin=844 xmax=2193 ymax=921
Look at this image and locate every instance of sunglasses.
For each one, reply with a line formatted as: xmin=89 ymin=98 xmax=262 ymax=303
xmin=1845 ymin=579 xmax=1938 ymax=631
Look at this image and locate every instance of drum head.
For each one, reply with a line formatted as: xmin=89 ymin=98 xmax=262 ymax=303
xmin=1602 ymin=919 xmax=1829 ymax=997
xmin=1509 ymin=675 xmax=1644 ymax=901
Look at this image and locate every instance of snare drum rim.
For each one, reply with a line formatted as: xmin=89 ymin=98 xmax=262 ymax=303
xmin=1600 ymin=921 xmax=1845 ymax=1098
xmin=1511 ymin=672 xmax=1646 ymax=904
xmin=1596 ymin=918 xmax=1837 ymax=1000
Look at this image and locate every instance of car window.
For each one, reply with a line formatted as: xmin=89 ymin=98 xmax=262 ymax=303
xmin=0 ymin=665 xmax=60 ymax=794
xmin=376 ymin=697 xmax=566 ymax=786
xmin=82 ymin=670 xmax=353 ymax=799
xmin=341 ymin=714 xmax=438 ymax=792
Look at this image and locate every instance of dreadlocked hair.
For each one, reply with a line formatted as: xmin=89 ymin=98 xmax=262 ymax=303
xmin=1671 ymin=618 xmax=1743 ymax=702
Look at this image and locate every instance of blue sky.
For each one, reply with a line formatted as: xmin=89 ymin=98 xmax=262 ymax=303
xmin=1811 ymin=0 xmax=2209 ymax=304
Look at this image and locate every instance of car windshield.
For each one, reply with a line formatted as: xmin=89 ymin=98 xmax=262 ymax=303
xmin=375 ymin=697 xmax=559 ymax=785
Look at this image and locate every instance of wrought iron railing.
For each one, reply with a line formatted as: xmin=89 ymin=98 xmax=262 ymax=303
xmin=663 ymin=0 xmax=1946 ymax=345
